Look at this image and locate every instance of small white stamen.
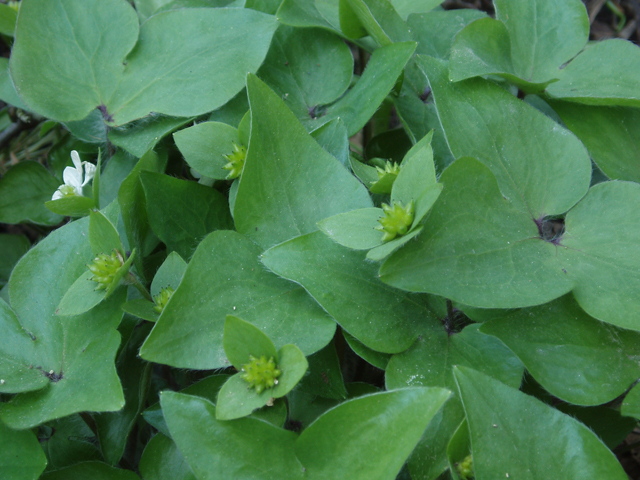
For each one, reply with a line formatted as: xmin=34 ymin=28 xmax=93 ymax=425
xmin=49 ymin=370 xmax=54 ymax=375
xmin=0 ymin=379 xmax=5 ymax=384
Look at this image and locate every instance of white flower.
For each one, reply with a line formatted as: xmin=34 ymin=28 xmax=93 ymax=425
xmin=52 ymin=150 xmax=96 ymax=200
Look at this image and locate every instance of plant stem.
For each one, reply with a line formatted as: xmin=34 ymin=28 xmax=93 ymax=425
xmin=128 ymin=272 xmax=154 ymax=302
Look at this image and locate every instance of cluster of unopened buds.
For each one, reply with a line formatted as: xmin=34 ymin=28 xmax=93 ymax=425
xmin=456 ymin=454 xmax=474 ymax=480
xmin=376 ymin=200 xmax=415 ymax=242
xmin=240 ymin=355 xmax=281 ymax=394
xmin=153 ymin=286 xmax=175 ymax=314
xmin=375 ymin=160 xmax=401 ymax=180
xmin=223 ymin=142 xmax=247 ymax=179
xmin=88 ymin=250 xmax=124 ymax=291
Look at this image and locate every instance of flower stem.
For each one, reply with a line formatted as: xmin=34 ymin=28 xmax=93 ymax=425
xmin=127 ymin=272 xmax=154 ymax=302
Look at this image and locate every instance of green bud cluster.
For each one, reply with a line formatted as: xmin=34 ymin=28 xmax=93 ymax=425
xmin=241 ymin=355 xmax=281 ymax=394
xmin=375 ymin=160 xmax=401 ymax=180
xmin=153 ymin=286 xmax=175 ymax=314
xmin=88 ymin=250 xmax=124 ymax=290
xmin=376 ymin=200 xmax=414 ymax=242
xmin=223 ymin=143 xmax=247 ymax=179
xmin=456 ymin=454 xmax=474 ymax=480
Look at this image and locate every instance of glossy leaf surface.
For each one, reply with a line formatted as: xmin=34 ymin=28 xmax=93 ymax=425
xmin=454 ymin=366 xmax=628 ymax=480
xmin=140 ymin=230 xmax=335 ymax=368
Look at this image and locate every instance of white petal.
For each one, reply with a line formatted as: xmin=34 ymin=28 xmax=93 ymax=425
xmin=62 ymin=166 xmax=83 ymax=190
xmin=70 ymin=150 xmax=82 ymax=171
xmin=81 ymin=162 xmax=96 ymax=186
xmin=52 ymin=188 xmax=63 ymax=201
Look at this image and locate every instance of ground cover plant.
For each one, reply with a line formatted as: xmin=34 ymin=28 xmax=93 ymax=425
xmin=1 ymin=0 xmax=640 ymax=478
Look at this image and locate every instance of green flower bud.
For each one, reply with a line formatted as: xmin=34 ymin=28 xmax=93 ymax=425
xmin=223 ymin=143 xmax=247 ymax=180
xmin=375 ymin=200 xmax=415 ymax=242
xmin=456 ymin=454 xmax=474 ymax=480
xmin=241 ymin=355 xmax=281 ymax=394
xmin=88 ymin=250 xmax=124 ymax=290
xmin=153 ymin=286 xmax=175 ymax=314
xmin=375 ymin=160 xmax=401 ymax=181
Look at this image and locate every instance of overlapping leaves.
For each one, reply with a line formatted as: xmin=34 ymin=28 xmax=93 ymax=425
xmin=10 ymin=0 xmax=277 ymax=126
xmin=381 ymin=56 xmax=640 ymax=331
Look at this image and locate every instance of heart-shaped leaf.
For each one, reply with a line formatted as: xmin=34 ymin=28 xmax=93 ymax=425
xmin=0 ymin=216 xmax=125 ymax=429
xmin=11 ymin=0 xmax=278 ymax=126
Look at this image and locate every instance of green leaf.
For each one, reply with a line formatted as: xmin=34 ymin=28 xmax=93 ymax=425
xmin=99 ymin=151 xmax=136 ymax=207
xmin=215 ymin=373 xmax=277 ymax=420
xmin=546 ymin=39 xmax=640 ymax=107
xmin=386 ymin=323 xmax=524 ymax=392
xmin=450 ymin=0 xmax=588 ymax=89
xmin=139 ymin=434 xmax=197 ymax=480
xmin=453 ymin=366 xmax=628 ymax=480
xmin=257 ymin=25 xmax=353 ymax=123
xmin=150 ymin=251 xmax=187 ymax=298
xmin=307 ymin=42 xmax=416 ymax=136
xmin=622 ymin=383 xmax=640 ymax=420
xmin=555 ymin=404 xmax=636 ymax=450
xmin=549 ymin=101 xmax=640 ymax=183
xmin=0 ymin=5 xmax=17 ymax=37
xmin=161 ymin=391 xmax=305 ymax=480
xmin=0 ymin=58 xmax=29 ymax=110
xmin=40 ymin=415 xmax=101 ymax=470
xmin=121 ymin=298 xmax=158 ymax=322
xmin=261 ymin=231 xmax=440 ymax=353
xmin=558 ymin=180 xmax=640 ymax=330
xmin=94 ymin=323 xmax=152 ymax=465
xmin=140 ymin=230 xmax=335 ymax=368
xmin=409 ymin=10 xmax=487 ymax=60
xmin=174 ymin=121 xmax=241 ymax=180
xmin=481 ymin=295 xmax=640 ymax=406
xmin=294 ymin=340 xmax=346 ymax=400
xmin=405 ymin=398 xmax=466 ymax=480
xmin=418 ymin=55 xmax=591 ymax=218
xmin=141 ymin=171 xmax=233 ymax=259
xmin=11 ymin=0 xmax=139 ymax=123
xmin=109 ymin=115 xmax=194 ymax=158
xmin=55 ymin=271 xmax=107 ymax=317
xmin=142 ymin=375 xmax=231 ymax=436
xmin=11 ymin=1 xmax=278 ymax=125
xmin=118 ymin=150 xmax=166 ymax=280
xmin=341 ymin=0 xmax=412 ymax=47
xmin=234 ymin=75 xmax=372 ymax=249
xmin=223 ymin=314 xmax=278 ymax=369
xmin=45 ymin=196 xmax=96 ymax=218
xmin=0 ymin=420 xmax=47 ymax=480
xmin=382 ymin=157 xmax=640 ymax=329
xmin=295 ymin=388 xmax=451 ymax=480
xmin=216 ymin=343 xmax=308 ymax=420
xmin=310 ymin=117 xmax=350 ymax=166
xmin=393 ymin=59 xmax=455 ymax=170
xmin=0 ymin=162 xmax=63 ymax=225
xmin=0 ymin=298 xmax=49 ymax=394
xmin=446 ymin=420 xmax=471 ymax=480
xmin=0 ymin=217 xmax=125 ymax=429
xmin=380 ymin=158 xmax=573 ymax=307
xmin=392 ymin=0 xmax=442 ymax=19
xmin=40 ymin=462 xmax=140 ymax=480
xmin=0 ymin=234 xmax=30 ymax=288
xmin=89 ymin=211 xmax=124 ymax=257
xmin=342 ymin=331 xmax=390 ymax=370
xmin=317 ymin=208 xmax=385 ymax=250
xmin=277 ymin=0 xmax=342 ymax=33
